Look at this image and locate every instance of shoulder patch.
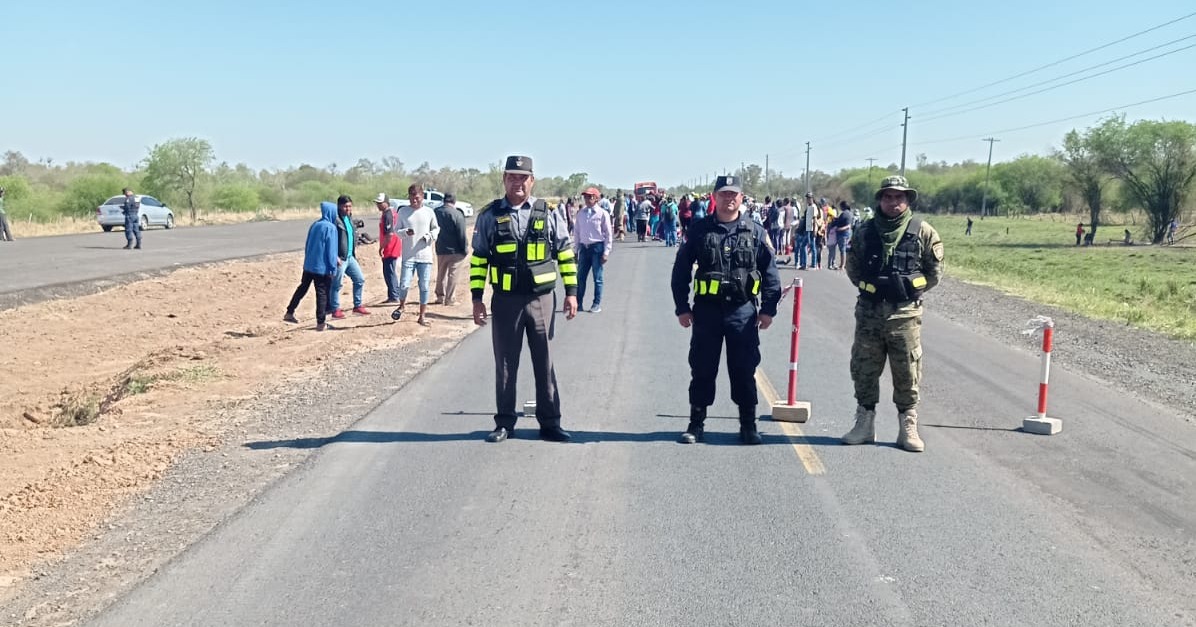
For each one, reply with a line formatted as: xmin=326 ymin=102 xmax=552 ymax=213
xmin=932 ymin=241 xmax=944 ymax=261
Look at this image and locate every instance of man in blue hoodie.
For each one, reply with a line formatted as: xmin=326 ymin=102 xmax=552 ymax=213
xmin=284 ymin=201 xmax=340 ymax=331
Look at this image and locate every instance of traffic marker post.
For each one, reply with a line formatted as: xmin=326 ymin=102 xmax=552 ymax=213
xmin=1022 ymin=316 xmax=1062 ymax=435
xmin=772 ymin=278 xmax=811 ymax=423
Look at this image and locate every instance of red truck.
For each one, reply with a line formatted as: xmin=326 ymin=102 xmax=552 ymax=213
xmin=633 ymin=181 xmax=659 ymax=201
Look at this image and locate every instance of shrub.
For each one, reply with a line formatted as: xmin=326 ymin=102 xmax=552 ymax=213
xmin=211 ymin=184 xmax=260 ymax=213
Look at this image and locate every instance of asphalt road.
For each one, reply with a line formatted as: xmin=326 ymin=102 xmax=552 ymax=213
xmin=86 ymin=241 xmax=1196 ymax=627
xmin=0 ymin=221 xmax=311 ymax=307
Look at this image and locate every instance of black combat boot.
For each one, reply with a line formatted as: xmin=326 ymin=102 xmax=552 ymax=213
xmin=678 ymin=406 xmax=706 ymax=444
xmin=739 ymin=405 xmax=762 ymax=445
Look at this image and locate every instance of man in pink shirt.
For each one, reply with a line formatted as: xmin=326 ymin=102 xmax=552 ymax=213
xmin=573 ymin=187 xmax=613 ymax=313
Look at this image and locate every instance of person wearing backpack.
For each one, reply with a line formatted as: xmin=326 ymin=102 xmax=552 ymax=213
xmin=660 ymin=196 xmax=679 ymax=246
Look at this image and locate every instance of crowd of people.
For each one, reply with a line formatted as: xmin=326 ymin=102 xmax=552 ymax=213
xmin=280 ymin=160 xmax=941 ymax=451
xmin=555 ymin=188 xmax=874 ymax=272
xmin=284 ymin=184 xmax=470 ymax=331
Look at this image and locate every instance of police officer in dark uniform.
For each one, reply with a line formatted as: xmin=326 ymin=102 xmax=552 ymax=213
xmin=470 ymin=155 xmax=579 ymax=443
xmin=671 ymin=175 xmax=782 ymax=444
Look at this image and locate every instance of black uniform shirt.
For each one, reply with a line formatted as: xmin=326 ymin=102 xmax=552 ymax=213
xmin=670 ymin=213 xmax=782 ymax=317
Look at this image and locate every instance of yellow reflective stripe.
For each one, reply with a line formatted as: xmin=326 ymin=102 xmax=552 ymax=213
xmin=752 ymin=279 xmax=760 ymax=295
xmin=501 ymin=273 xmax=512 ymax=291
xmin=495 ymin=243 xmax=517 ymax=254
xmin=490 ymin=267 xmax=498 ymax=283
xmin=911 ymin=276 xmax=927 ymax=288
xmin=695 ymin=280 xmax=706 ymax=296
xmin=709 ymin=280 xmax=720 ymax=295
xmin=558 ymin=263 xmax=577 ymax=274
xmin=470 ymin=267 xmax=488 ymax=278
xmin=562 ymin=276 xmax=577 ymax=286
xmin=527 ymin=243 xmax=545 ymax=260
xmin=470 ymin=279 xmax=486 ymax=289
xmin=470 ymin=255 xmax=488 ymax=267
xmin=533 ymin=271 xmax=557 ymax=284
xmin=859 ymin=281 xmax=877 ymax=294
xmin=534 ymin=220 xmax=545 ymax=230
xmin=557 ymin=249 xmax=576 ymax=261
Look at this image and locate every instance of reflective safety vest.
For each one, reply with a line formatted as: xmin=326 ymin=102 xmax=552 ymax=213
xmin=857 ymin=216 xmax=927 ymax=304
xmin=692 ymin=217 xmax=761 ymax=304
xmin=469 ymin=200 xmax=577 ymax=296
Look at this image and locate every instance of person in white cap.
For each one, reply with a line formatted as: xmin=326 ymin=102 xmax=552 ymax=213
xmin=376 ymin=193 xmax=402 ymax=303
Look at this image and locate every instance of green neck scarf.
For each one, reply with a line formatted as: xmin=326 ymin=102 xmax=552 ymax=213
xmin=873 ymin=209 xmax=912 ymax=265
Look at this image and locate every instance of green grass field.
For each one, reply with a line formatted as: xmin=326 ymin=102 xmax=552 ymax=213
xmin=928 ymin=215 xmax=1196 ymax=341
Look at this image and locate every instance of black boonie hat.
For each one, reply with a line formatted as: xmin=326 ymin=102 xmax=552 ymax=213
xmin=713 ymin=175 xmax=742 ymax=193
xmin=504 ymin=155 xmax=533 ymax=175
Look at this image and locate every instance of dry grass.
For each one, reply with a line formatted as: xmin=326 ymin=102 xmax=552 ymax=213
xmin=936 ymin=214 xmax=1196 ymax=340
xmin=11 ymin=208 xmax=316 ymax=238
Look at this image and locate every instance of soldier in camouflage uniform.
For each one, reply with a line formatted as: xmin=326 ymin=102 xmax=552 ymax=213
xmin=842 ymin=175 xmax=943 ymax=452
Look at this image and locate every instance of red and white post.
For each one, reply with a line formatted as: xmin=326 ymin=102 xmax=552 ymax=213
xmin=773 ymin=277 xmax=811 ymax=423
xmin=1023 ymin=316 xmax=1062 ymax=435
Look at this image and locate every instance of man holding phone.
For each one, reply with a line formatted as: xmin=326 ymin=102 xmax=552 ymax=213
xmin=396 ymin=184 xmax=440 ymax=326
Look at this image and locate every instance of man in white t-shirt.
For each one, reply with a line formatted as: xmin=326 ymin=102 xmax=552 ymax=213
xmin=396 ymin=184 xmax=441 ymax=326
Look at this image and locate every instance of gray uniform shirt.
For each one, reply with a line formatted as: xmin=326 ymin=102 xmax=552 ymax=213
xmin=470 ymin=196 xmax=572 ymax=259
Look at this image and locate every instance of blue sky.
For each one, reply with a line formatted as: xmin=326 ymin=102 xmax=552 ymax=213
xmin=5 ymin=0 xmax=1195 ymax=188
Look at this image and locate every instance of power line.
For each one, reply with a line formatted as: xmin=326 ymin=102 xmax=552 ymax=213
xmin=810 ymin=109 xmax=903 ymax=144
xmin=910 ymin=87 xmax=1196 ymax=148
xmin=917 ymin=42 xmax=1196 ymax=124
xmin=910 ymin=10 xmax=1196 ymax=109
xmin=920 ymin=33 xmax=1196 ymax=118
xmin=761 ymin=12 xmax=1196 ymax=177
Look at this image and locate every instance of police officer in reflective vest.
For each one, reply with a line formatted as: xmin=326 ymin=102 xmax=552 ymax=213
xmin=470 ymin=155 xmax=579 ymax=443
xmin=671 ymin=175 xmax=782 ymax=445
xmin=842 ymin=175 xmax=944 ymax=452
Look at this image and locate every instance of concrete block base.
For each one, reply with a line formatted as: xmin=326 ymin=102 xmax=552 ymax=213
xmin=1023 ymin=416 xmax=1062 ymax=435
xmin=523 ymin=401 xmax=536 ymax=417
xmin=771 ymin=401 xmax=811 ymax=423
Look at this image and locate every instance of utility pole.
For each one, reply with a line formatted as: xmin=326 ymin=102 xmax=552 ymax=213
xmin=980 ymin=137 xmax=1000 ymax=218
xmin=765 ymin=154 xmax=770 ymax=197
xmin=899 ymin=107 xmax=910 ymax=176
xmin=804 ymin=142 xmax=812 ymax=194
xmin=866 ymin=158 xmax=877 ymax=188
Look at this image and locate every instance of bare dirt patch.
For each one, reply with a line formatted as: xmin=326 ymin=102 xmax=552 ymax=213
xmin=0 ymin=248 xmax=477 ymax=586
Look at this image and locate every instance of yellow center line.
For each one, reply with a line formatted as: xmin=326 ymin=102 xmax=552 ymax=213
xmin=755 ymin=369 xmax=827 ymax=476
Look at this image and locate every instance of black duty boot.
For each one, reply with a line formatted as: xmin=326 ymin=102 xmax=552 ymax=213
xmin=739 ymin=405 xmax=762 ymax=445
xmin=678 ymin=406 xmax=707 ymax=444
xmin=539 ymin=426 xmax=572 ymax=442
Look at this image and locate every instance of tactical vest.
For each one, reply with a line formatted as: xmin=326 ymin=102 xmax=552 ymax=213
xmin=693 ymin=217 xmax=762 ymax=304
xmin=489 ymin=200 xmax=558 ymax=296
xmin=857 ymin=216 xmax=928 ymax=304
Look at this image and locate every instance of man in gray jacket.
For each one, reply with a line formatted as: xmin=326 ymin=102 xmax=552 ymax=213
xmin=433 ymin=193 xmax=469 ymax=306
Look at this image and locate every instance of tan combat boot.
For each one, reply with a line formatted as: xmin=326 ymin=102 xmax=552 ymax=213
xmin=897 ymin=409 xmax=925 ymax=452
xmin=841 ymin=407 xmax=876 ymax=445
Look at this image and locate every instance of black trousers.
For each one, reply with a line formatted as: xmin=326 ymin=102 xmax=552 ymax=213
xmin=490 ymin=291 xmax=560 ymax=430
xmin=688 ymin=300 xmax=761 ymax=409
xmin=287 ymin=271 xmax=332 ymax=324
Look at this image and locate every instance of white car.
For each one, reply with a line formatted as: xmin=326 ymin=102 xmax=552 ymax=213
xmin=391 ymin=189 xmax=473 ymax=217
xmin=96 ymin=195 xmax=175 ymax=232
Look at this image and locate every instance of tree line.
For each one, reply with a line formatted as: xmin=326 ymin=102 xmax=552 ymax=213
xmin=0 ymin=115 xmax=1192 ymax=243
xmin=0 ymin=143 xmax=602 ymax=225
xmin=669 ymin=116 xmax=1195 ymax=244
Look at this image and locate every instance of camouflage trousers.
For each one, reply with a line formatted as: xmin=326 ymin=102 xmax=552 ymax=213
xmin=850 ymin=299 xmax=923 ymax=411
